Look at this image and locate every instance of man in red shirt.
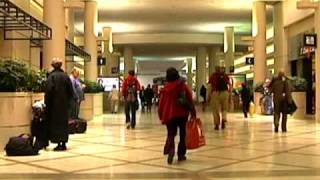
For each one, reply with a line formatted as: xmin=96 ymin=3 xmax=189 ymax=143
xmin=122 ymin=70 xmax=141 ymax=129
xmin=208 ymin=66 xmax=232 ymax=130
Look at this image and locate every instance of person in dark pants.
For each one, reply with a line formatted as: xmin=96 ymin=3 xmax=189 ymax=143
xmin=145 ymin=84 xmax=154 ymax=113
xmin=139 ymin=86 xmax=145 ymax=112
xmin=240 ymin=83 xmax=251 ymax=118
xmin=122 ymin=70 xmax=141 ymax=129
xmin=158 ymin=67 xmax=196 ymax=164
xmin=200 ymin=85 xmax=207 ymax=111
xmin=45 ymin=58 xmax=74 ymax=151
xmin=268 ymin=70 xmax=292 ymax=133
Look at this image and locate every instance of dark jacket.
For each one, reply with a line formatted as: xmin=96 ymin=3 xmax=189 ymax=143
xmin=240 ymin=86 xmax=251 ymax=104
xmin=45 ymin=69 xmax=73 ymax=143
xmin=269 ymin=76 xmax=292 ymax=104
xmin=158 ymin=80 xmax=196 ymax=124
xmin=144 ymin=87 xmax=154 ymax=102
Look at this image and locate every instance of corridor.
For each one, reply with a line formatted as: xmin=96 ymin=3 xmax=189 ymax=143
xmin=1 ymin=110 xmax=320 ymax=179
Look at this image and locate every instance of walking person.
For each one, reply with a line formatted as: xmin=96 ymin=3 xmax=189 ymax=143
xmin=122 ymin=70 xmax=141 ymax=129
xmin=140 ymin=86 xmax=146 ymax=112
xmin=45 ymin=58 xmax=74 ymax=151
xmin=109 ymin=85 xmax=119 ymax=113
xmin=158 ymin=67 xmax=196 ymax=164
xmin=268 ymin=70 xmax=293 ymax=132
xmin=240 ymin=83 xmax=251 ymax=118
xmin=145 ymin=84 xmax=154 ymax=113
xmin=207 ymin=66 xmax=232 ymax=130
xmin=200 ymin=85 xmax=207 ymax=111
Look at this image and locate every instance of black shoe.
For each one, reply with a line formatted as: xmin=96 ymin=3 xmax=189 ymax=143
xmin=167 ymin=154 xmax=174 ymax=165
xmin=274 ymin=127 xmax=279 ymax=133
xmin=214 ymin=125 xmax=219 ymax=130
xmin=53 ymin=145 xmax=67 ymax=151
xmin=221 ymin=121 xmax=226 ymax=129
xmin=178 ymin=156 xmax=187 ymax=162
xmin=282 ymin=128 xmax=287 ymax=133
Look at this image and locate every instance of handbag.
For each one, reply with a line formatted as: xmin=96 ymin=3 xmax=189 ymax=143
xmin=186 ymin=118 xmax=206 ymax=150
xmin=177 ymin=81 xmax=193 ymax=111
xmin=282 ymin=80 xmax=297 ymax=115
xmin=5 ymin=134 xmax=39 ymax=156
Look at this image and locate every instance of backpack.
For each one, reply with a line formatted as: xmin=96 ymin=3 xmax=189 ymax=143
xmin=217 ymin=74 xmax=228 ymax=91
xmin=126 ymin=83 xmax=138 ymax=102
xmin=5 ymin=134 xmax=39 ymax=156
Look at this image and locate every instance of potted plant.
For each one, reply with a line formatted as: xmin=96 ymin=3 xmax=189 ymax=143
xmin=80 ymin=80 xmax=104 ymax=121
xmin=30 ymin=69 xmax=48 ymax=103
xmin=0 ymin=60 xmax=33 ymax=131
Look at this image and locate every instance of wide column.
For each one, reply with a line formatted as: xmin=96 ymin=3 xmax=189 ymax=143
xmin=187 ymin=58 xmax=193 ymax=89
xmin=224 ymin=27 xmax=235 ymax=73
xmin=124 ymin=47 xmax=134 ymax=77
xmin=274 ymin=2 xmax=288 ymax=74
xmin=209 ymin=46 xmax=220 ymax=76
xmin=65 ymin=5 xmax=75 ymax=74
xmin=84 ymin=0 xmax=98 ymax=81
xmin=196 ymin=47 xmax=207 ymax=102
xmin=43 ymin=0 xmax=65 ymax=70
xmin=315 ymin=6 xmax=320 ymax=122
xmin=252 ymin=1 xmax=267 ymax=107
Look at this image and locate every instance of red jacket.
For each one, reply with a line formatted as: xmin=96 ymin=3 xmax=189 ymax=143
xmin=158 ymin=80 xmax=196 ymax=124
xmin=122 ymin=75 xmax=141 ymax=97
xmin=208 ymin=72 xmax=231 ymax=91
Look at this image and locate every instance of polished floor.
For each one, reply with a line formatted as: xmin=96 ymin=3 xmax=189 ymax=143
xmin=1 ymin=108 xmax=320 ymax=179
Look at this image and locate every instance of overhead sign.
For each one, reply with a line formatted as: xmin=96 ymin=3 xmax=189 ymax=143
xmin=245 ymin=57 xmax=254 ymax=65
xmin=97 ymin=57 xmax=106 ymax=66
xmin=304 ymin=34 xmax=317 ymax=47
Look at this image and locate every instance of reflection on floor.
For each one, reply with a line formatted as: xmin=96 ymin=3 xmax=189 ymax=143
xmin=1 ymin=108 xmax=320 ymax=179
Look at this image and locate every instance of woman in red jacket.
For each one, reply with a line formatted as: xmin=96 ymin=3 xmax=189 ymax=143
xmin=158 ymin=67 xmax=196 ymax=164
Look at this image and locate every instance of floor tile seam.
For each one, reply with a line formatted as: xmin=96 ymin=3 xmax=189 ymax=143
xmin=82 ymin=153 xmax=156 ymax=164
xmin=66 ymin=162 xmax=130 ymax=174
xmin=235 ymin=142 xmax=312 ymax=153
xmin=252 ymin=160 xmax=316 ymax=169
xmin=2 ymin=154 xmax=81 ymax=164
xmin=137 ymin=160 xmax=197 ymax=172
xmin=13 ymin=160 xmax=67 ymax=173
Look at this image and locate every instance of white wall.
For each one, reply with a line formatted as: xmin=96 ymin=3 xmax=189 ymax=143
xmin=283 ymin=0 xmax=314 ymax=27
xmin=137 ymin=74 xmax=162 ymax=87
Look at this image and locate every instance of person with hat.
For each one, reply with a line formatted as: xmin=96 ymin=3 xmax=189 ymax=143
xmin=45 ymin=58 xmax=74 ymax=151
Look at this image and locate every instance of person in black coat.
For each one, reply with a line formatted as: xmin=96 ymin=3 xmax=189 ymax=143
xmin=144 ymin=84 xmax=154 ymax=113
xmin=240 ymin=83 xmax=251 ymax=118
xmin=45 ymin=58 xmax=74 ymax=151
xmin=200 ymin=85 xmax=207 ymax=111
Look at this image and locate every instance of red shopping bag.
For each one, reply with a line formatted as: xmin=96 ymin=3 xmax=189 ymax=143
xmin=186 ymin=118 xmax=206 ymax=149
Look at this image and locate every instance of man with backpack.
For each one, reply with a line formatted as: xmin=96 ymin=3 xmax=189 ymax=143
xmin=122 ymin=70 xmax=141 ymax=129
xmin=207 ymin=66 xmax=232 ymax=130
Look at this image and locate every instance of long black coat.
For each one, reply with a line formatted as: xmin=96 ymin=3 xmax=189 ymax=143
xmin=45 ymin=69 xmax=73 ymax=143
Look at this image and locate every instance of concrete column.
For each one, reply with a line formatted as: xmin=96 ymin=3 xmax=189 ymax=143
xmin=43 ymin=0 xmax=65 ymax=70
xmin=224 ymin=27 xmax=235 ymax=73
xmin=274 ymin=2 xmax=289 ymax=74
xmin=315 ymin=7 xmax=320 ymax=122
xmin=84 ymin=0 xmax=98 ymax=81
xmin=252 ymin=1 xmax=267 ymax=107
xmin=209 ymin=46 xmax=220 ymax=76
xmin=187 ymin=58 xmax=193 ymax=89
xmin=124 ymin=47 xmax=134 ymax=77
xmin=196 ymin=47 xmax=207 ymax=102
xmin=65 ymin=5 xmax=75 ymax=74
xmin=103 ymin=27 xmax=118 ymax=76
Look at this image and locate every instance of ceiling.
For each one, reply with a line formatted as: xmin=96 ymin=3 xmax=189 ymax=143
xmin=73 ymin=0 xmax=273 ymax=35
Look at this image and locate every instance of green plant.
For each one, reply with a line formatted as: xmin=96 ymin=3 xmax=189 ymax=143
xmin=288 ymin=76 xmax=308 ymax=92
xmin=29 ymin=69 xmax=48 ymax=93
xmin=82 ymin=80 xmax=104 ymax=93
xmin=0 ymin=60 xmax=31 ymax=92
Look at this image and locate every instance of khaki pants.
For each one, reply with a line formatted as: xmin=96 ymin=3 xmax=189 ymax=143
xmin=210 ymin=91 xmax=229 ymax=125
xmin=111 ymin=99 xmax=118 ymax=113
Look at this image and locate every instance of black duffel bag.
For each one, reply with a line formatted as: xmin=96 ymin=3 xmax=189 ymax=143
xmin=69 ymin=119 xmax=87 ymax=134
xmin=5 ymin=134 xmax=39 ymax=156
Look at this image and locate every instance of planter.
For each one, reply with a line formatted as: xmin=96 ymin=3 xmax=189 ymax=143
xmin=0 ymin=92 xmax=32 ymax=150
xmin=292 ymin=92 xmax=306 ymax=119
xmin=31 ymin=93 xmax=45 ymax=104
xmin=80 ymin=93 xmax=103 ymax=121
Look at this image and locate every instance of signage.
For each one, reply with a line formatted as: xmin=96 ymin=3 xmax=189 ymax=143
xmin=97 ymin=57 xmax=106 ymax=66
xmin=245 ymin=57 xmax=255 ymax=65
xmin=304 ymin=34 xmax=317 ymax=47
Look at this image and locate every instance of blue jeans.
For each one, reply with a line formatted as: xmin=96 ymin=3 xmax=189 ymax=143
xmin=125 ymin=101 xmax=137 ymax=128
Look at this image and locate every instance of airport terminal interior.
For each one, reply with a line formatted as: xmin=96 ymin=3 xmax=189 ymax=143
xmin=1 ymin=0 xmax=320 ymax=179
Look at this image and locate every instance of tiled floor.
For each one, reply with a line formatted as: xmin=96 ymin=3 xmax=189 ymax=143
xmin=1 ymin=108 xmax=320 ymax=179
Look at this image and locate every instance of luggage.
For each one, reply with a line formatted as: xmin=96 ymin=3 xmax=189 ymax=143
xmin=5 ymin=134 xmax=39 ymax=156
xmin=283 ymin=100 xmax=297 ymax=115
xmin=69 ymin=119 xmax=87 ymax=134
xmin=186 ymin=118 xmax=206 ymax=150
